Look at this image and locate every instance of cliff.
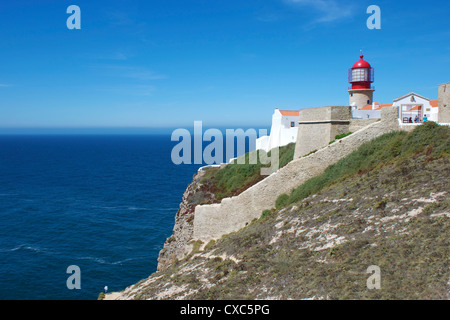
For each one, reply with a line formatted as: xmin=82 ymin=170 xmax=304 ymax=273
xmin=107 ymin=122 xmax=449 ymax=300
xmin=157 ymin=143 xmax=296 ymax=271
xmin=156 ymin=170 xmax=215 ymax=271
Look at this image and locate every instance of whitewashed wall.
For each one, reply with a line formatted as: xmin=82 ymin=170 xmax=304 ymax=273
xmin=256 ymin=109 xmax=299 ymax=152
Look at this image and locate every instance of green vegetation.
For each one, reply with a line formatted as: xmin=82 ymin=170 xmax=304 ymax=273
xmin=329 ymin=132 xmax=353 ymax=144
xmin=184 ymin=240 xmax=203 ymax=260
xmin=304 ymin=149 xmax=317 ymax=157
xmin=202 ymin=142 xmax=295 ymax=201
xmin=276 ymin=122 xmax=450 ymax=208
xmin=204 ymin=239 xmax=216 ymax=251
xmin=261 ymin=209 xmax=274 ymax=220
xmin=275 ymin=194 xmax=290 ymax=209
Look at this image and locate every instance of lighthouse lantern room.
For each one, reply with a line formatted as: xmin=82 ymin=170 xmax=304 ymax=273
xmin=348 ymin=54 xmax=375 ymax=109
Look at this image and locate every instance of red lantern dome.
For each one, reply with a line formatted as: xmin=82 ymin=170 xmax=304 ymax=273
xmin=349 ymin=54 xmax=374 ymax=90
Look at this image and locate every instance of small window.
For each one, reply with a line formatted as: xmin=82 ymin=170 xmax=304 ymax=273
xmin=290 ymin=122 xmax=295 ymax=127
xmin=367 ymin=100 xmax=370 ymax=104
xmin=350 ymin=93 xmax=353 ymax=97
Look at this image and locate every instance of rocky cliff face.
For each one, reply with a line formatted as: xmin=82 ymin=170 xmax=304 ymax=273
xmin=157 ymin=170 xmax=216 ymax=271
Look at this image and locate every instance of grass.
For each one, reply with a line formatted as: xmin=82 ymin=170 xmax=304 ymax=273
xmin=329 ymin=132 xmax=353 ymax=144
xmin=202 ymin=142 xmax=295 ymax=201
xmin=276 ymin=122 xmax=450 ymax=208
xmin=261 ymin=209 xmax=274 ymax=220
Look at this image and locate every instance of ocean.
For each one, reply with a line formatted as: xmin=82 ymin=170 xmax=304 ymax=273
xmin=0 ymin=134 xmax=205 ymax=300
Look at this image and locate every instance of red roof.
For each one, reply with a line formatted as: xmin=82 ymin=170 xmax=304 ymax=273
xmin=279 ymin=110 xmax=299 ymax=117
xmin=352 ymin=54 xmax=371 ymax=69
xmin=360 ymin=103 xmax=392 ymax=111
xmin=360 ymin=104 xmax=375 ymax=110
xmin=430 ymin=100 xmax=438 ymax=108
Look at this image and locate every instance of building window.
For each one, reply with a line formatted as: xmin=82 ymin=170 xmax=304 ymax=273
xmin=367 ymin=100 xmax=370 ymax=104
xmin=290 ymin=122 xmax=295 ymax=128
xmin=401 ymin=104 xmax=423 ymax=123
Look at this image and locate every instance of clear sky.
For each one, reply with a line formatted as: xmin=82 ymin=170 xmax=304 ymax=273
xmin=0 ymin=0 xmax=449 ymax=131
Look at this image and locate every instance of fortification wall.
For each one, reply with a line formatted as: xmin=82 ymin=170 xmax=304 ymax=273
xmin=193 ymin=107 xmax=400 ymax=242
xmin=438 ymin=83 xmax=450 ymax=123
xmin=294 ymin=106 xmax=352 ymax=159
xmin=349 ymin=118 xmax=379 ymax=132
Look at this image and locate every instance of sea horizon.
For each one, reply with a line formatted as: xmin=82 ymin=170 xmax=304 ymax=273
xmin=0 ymin=125 xmax=271 ymax=136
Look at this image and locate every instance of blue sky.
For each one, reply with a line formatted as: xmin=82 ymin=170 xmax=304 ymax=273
xmin=0 ymin=0 xmax=449 ymax=131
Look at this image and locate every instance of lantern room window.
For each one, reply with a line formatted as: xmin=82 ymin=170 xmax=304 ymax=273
xmin=352 ymin=68 xmax=369 ymax=82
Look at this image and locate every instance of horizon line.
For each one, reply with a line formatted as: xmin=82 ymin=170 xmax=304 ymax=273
xmin=0 ymin=125 xmax=272 ymax=135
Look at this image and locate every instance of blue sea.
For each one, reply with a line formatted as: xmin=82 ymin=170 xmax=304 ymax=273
xmin=0 ymin=134 xmax=206 ymax=300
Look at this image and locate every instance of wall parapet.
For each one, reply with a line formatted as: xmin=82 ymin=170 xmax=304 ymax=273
xmin=298 ymin=120 xmax=351 ymax=124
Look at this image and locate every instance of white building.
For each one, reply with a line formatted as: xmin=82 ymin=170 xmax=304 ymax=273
xmin=393 ymin=92 xmax=438 ymax=123
xmin=351 ymin=93 xmax=439 ymax=124
xmin=256 ymin=108 xmax=299 ymax=152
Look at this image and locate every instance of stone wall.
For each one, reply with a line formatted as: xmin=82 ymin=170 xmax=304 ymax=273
xmin=294 ymin=122 xmax=332 ymax=159
xmin=438 ymin=82 xmax=450 ymax=123
xmin=294 ymin=106 xmax=352 ymax=159
xmin=351 ymin=109 xmax=381 ymax=120
xmin=193 ymin=107 xmax=400 ymax=242
xmin=349 ymin=118 xmax=380 ymax=132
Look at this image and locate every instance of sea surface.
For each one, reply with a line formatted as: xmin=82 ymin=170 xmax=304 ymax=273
xmin=0 ymin=134 xmax=208 ymax=300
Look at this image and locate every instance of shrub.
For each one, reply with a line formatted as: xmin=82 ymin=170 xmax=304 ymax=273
xmin=275 ymin=194 xmax=290 ymax=209
xmin=335 ymin=132 xmax=353 ymax=140
xmin=329 ymin=132 xmax=353 ymax=144
xmin=261 ymin=209 xmax=273 ymax=220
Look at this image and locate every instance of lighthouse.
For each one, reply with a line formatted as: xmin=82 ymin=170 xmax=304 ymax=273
xmin=348 ymin=53 xmax=375 ymax=109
